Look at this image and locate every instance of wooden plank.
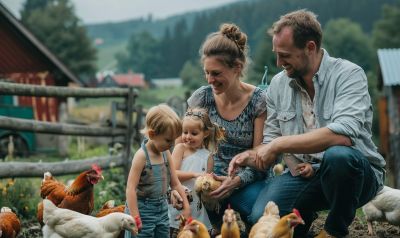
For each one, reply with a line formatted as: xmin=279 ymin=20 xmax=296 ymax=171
xmin=0 ymin=155 xmax=126 ymax=178
xmin=0 ymin=81 xmax=138 ymax=98
xmin=378 ymin=97 xmax=389 ymax=156
xmin=0 ymin=116 xmax=126 ymax=136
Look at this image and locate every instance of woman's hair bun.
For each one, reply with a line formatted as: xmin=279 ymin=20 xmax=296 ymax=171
xmin=220 ymin=23 xmax=247 ymax=52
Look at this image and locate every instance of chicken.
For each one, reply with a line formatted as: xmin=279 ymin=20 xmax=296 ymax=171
xmin=249 ymin=201 xmax=304 ymax=238
xmin=37 ymin=164 xmax=104 ymax=225
xmin=216 ymin=206 xmax=240 ymax=238
xmin=177 ymin=217 xmax=210 ymax=238
xmin=95 ymin=200 xmax=126 ymax=238
xmin=42 ymin=199 xmax=137 ymax=238
xmin=96 ymin=200 xmax=125 ymax=217
xmin=362 ymin=185 xmax=400 ymax=235
xmin=194 ymin=173 xmax=225 ymax=213
xmin=0 ymin=207 xmax=21 ymax=238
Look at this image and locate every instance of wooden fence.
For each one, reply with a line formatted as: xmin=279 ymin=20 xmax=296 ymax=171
xmin=0 ymin=81 xmax=142 ymax=179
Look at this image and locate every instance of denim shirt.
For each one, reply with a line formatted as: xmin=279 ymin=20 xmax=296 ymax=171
xmin=263 ymin=49 xmax=385 ymax=187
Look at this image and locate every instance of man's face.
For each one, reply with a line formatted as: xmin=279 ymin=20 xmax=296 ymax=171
xmin=272 ymin=27 xmax=310 ymax=79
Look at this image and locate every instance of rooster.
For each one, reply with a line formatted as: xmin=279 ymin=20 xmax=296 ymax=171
xmin=0 ymin=207 xmax=21 ymax=238
xmin=194 ymin=173 xmax=225 ymax=213
xmin=249 ymin=201 xmax=304 ymax=238
xmin=177 ymin=217 xmax=210 ymax=238
xmin=362 ymin=185 xmax=400 ymax=235
xmin=42 ymin=199 xmax=137 ymax=238
xmin=216 ymin=206 xmax=240 ymax=238
xmin=37 ymin=164 xmax=104 ymax=225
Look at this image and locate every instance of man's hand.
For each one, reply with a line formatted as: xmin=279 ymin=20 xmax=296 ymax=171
xmin=254 ymin=142 xmax=279 ymax=171
xmin=209 ymin=174 xmax=238 ymax=199
xmin=295 ymin=163 xmax=314 ymax=178
xmin=228 ymin=150 xmax=257 ymax=177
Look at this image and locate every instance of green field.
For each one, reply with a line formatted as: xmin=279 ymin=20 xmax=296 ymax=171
xmin=96 ymin=40 xmax=127 ymax=71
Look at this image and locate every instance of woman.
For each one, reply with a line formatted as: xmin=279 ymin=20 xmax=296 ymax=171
xmin=187 ymin=23 xmax=267 ymax=234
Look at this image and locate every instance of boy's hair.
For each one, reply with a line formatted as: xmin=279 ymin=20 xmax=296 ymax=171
xmin=142 ymin=104 xmax=182 ymax=138
xmin=184 ymin=107 xmax=225 ymax=154
xmin=268 ymin=9 xmax=322 ymax=50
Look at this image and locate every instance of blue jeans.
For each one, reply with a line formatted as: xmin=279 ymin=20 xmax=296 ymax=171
xmin=207 ymin=180 xmax=265 ymax=229
xmin=249 ymin=146 xmax=379 ymax=237
xmin=125 ymin=197 xmax=169 ymax=238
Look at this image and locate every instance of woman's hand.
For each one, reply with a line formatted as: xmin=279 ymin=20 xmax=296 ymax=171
xmin=209 ymin=174 xmax=240 ymax=199
xmin=295 ymin=163 xmax=314 ymax=178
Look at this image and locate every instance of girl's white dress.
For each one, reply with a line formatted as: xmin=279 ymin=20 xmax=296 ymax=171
xmin=168 ymin=148 xmax=212 ymax=229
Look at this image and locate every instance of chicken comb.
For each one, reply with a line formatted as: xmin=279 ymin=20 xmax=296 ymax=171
xmin=186 ymin=216 xmax=193 ymax=224
xmin=91 ymin=164 xmax=102 ymax=174
xmin=228 ymin=204 xmax=231 ymax=209
xmin=293 ymin=208 xmax=301 ymax=218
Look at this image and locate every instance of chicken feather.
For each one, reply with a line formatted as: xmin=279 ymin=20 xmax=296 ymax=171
xmin=42 ymin=199 xmax=137 ymax=238
xmin=362 ymin=185 xmax=400 ymax=235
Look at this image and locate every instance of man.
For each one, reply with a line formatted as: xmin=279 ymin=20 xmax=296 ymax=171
xmin=229 ymin=9 xmax=385 ymax=238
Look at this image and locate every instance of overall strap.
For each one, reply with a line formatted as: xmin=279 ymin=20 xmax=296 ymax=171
xmin=162 ymin=151 xmax=168 ymax=167
xmin=141 ymin=138 xmax=152 ymax=169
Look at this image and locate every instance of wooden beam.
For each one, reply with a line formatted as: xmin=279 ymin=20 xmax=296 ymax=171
xmin=0 ymin=81 xmax=138 ymax=98
xmin=0 ymin=155 xmax=126 ymax=178
xmin=0 ymin=116 xmax=126 ymax=136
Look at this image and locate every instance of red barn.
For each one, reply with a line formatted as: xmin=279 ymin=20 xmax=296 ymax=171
xmin=0 ymin=2 xmax=82 ymax=122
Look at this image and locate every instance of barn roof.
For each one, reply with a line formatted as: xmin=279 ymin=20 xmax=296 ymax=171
xmin=377 ymin=48 xmax=400 ymax=86
xmin=0 ymin=2 xmax=82 ymax=85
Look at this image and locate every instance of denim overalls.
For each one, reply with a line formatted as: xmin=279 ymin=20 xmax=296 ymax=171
xmin=125 ymin=139 xmax=171 ymax=238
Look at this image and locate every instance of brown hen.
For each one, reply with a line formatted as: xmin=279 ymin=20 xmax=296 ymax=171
xmin=37 ymin=164 xmax=103 ymax=225
xmin=177 ymin=217 xmax=210 ymax=238
xmin=0 ymin=207 xmax=21 ymax=238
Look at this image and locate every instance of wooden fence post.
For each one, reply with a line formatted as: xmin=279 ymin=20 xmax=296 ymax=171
xmin=123 ymin=87 xmax=135 ymax=179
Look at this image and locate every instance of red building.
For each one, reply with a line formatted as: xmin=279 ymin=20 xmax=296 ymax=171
xmin=0 ymin=3 xmax=82 ymax=122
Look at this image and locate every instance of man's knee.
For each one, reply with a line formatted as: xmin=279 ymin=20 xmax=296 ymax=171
xmin=323 ymin=146 xmax=362 ymax=168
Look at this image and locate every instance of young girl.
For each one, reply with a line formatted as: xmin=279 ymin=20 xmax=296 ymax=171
xmin=169 ymin=107 xmax=225 ymax=237
xmin=125 ymin=104 xmax=191 ymax=238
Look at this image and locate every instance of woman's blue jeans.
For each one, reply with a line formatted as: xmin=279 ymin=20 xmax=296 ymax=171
xmin=249 ymin=146 xmax=379 ymax=237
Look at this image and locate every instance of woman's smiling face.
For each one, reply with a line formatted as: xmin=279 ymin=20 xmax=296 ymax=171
xmin=203 ymin=56 xmax=239 ymax=95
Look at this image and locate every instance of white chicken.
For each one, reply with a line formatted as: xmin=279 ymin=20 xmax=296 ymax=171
xmin=42 ymin=199 xmax=137 ymax=238
xmin=362 ymin=185 xmax=400 ymax=235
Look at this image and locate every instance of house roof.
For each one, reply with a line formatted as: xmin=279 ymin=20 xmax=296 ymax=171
xmin=377 ymin=48 xmax=400 ymax=86
xmin=0 ymin=2 xmax=82 ymax=85
xmin=113 ymin=73 xmax=146 ymax=87
xmin=98 ymin=72 xmax=146 ymax=87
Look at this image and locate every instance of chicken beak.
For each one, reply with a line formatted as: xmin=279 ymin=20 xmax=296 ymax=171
xmin=100 ymin=175 xmax=105 ymax=180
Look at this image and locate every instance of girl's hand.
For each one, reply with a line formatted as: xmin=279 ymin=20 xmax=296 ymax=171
xmin=209 ymin=174 xmax=238 ymax=199
xmin=296 ymin=163 xmax=314 ymax=178
xmin=193 ymin=172 xmax=203 ymax=178
xmin=170 ymin=190 xmax=184 ymax=210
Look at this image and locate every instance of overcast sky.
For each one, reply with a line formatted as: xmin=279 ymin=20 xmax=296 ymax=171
xmin=0 ymin=0 xmax=240 ymax=24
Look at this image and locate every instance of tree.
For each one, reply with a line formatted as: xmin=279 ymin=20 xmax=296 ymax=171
xmin=179 ymin=60 xmax=204 ymax=90
xmin=20 ymin=0 xmax=97 ymax=79
xmin=323 ymin=18 xmax=374 ymax=71
xmin=372 ymin=1 xmax=400 ymax=49
xmin=116 ymin=31 xmax=161 ymax=79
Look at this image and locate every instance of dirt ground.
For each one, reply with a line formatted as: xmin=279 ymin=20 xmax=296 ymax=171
xmin=18 ymin=214 xmax=400 ymax=238
xmin=309 ymin=213 xmax=400 ymax=238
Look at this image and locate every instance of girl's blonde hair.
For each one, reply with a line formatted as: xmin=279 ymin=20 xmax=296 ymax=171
xmin=141 ymin=104 xmax=182 ymax=138
xmin=184 ymin=107 xmax=225 ymax=154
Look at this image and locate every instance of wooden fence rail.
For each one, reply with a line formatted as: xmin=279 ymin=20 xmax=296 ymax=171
xmin=0 ymin=116 xmax=126 ymax=136
xmin=0 ymin=155 xmax=124 ymax=178
xmin=0 ymin=81 xmax=140 ymax=178
xmin=0 ymin=81 xmax=135 ymax=98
